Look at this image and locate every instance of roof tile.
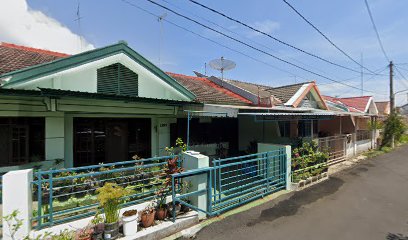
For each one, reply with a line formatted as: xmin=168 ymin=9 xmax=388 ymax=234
xmin=0 ymin=42 xmax=69 ymax=75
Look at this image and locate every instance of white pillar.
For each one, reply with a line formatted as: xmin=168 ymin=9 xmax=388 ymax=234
xmin=285 ymin=145 xmax=292 ymax=190
xmin=2 ymin=169 xmax=33 ymax=240
xmin=45 ymin=117 xmax=65 ymax=161
xmin=182 ymin=152 xmax=209 ymax=219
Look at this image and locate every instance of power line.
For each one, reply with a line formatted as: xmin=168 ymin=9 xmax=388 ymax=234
xmin=281 ymin=0 xmax=378 ymax=75
xmin=145 ymin=0 xmax=384 ymax=94
xmin=159 ymin=0 xmax=333 ymax=77
xmin=120 ymin=0 xmax=308 ymax=81
xmin=187 ymin=0 xmax=373 ymax=75
xmin=364 ymin=0 xmax=390 ymax=62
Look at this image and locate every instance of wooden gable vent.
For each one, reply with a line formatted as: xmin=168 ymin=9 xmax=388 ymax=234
xmin=97 ymin=63 xmax=138 ymax=96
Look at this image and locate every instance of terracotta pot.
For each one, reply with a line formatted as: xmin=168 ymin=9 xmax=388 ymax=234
xmin=78 ymin=236 xmax=92 ymax=240
xmin=156 ymin=207 xmax=168 ymax=220
xmin=141 ymin=211 xmax=156 ymax=228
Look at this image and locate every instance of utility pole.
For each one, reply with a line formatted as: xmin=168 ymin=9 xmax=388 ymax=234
xmin=390 ymin=61 xmax=394 ymax=111
xmin=361 ymin=53 xmax=364 ymax=96
xmin=389 ymin=61 xmax=395 ymax=148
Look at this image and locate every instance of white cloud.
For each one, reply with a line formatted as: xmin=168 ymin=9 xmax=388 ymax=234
xmin=0 ymin=0 xmax=94 ymax=54
xmin=246 ymin=20 xmax=280 ymax=38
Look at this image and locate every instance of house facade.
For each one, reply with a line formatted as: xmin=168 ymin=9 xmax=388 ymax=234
xmin=0 ymin=41 xmax=381 ymax=173
xmin=0 ymin=42 xmax=199 ymax=171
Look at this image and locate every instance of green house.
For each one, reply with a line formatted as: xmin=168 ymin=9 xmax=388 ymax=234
xmin=0 ymin=41 xmax=198 ymax=171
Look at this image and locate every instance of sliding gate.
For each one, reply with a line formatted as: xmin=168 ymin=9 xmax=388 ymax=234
xmin=171 ymin=148 xmax=287 ymax=218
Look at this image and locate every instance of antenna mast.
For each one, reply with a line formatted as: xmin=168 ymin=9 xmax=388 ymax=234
xmin=74 ymin=0 xmax=83 ymax=51
xmin=158 ymin=13 xmax=167 ymax=68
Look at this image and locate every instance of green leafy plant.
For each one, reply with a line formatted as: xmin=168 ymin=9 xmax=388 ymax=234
xmin=292 ymin=140 xmax=329 ymax=182
xmin=3 ymin=210 xmax=23 ymax=240
xmin=382 ymin=113 xmax=407 ymax=147
xmin=96 ymin=183 xmax=130 ymax=223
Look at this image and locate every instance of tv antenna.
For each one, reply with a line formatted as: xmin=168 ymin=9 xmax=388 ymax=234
xmin=74 ymin=0 xmax=83 ymax=51
xmin=209 ymin=57 xmax=236 ymax=80
xmin=157 ymin=12 xmax=167 ymax=67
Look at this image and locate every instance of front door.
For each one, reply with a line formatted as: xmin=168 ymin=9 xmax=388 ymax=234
xmin=105 ymin=121 xmax=128 ymax=163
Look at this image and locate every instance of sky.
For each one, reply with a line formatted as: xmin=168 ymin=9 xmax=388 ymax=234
xmin=1 ymin=0 xmax=408 ymax=106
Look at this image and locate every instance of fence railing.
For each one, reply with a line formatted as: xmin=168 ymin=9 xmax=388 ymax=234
xmin=171 ymin=149 xmax=288 ymax=219
xmin=317 ymin=135 xmax=347 ymax=164
xmin=32 ymin=155 xmax=179 ymax=229
xmin=357 ymin=130 xmax=371 ymax=141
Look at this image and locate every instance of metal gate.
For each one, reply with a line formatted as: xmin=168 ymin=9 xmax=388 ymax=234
xmin=171 ymin=149 xmax=287 ymax=219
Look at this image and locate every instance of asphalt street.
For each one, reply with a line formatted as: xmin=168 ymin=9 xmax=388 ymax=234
xmin=196 ymin=145 xmax=408 ymax=240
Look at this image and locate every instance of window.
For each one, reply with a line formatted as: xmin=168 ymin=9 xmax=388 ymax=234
xmin=278 ymin=121 xmax=290 ymax=137
xmin=299 ymin=120 xmax=312 ymax=137
xmin=73 ymin=118 xmax=151 ymax=167
xmin=0 ymin=118 xmax=45 ymax=166
xmin=97 ymin=63 xmax=138 ymax=96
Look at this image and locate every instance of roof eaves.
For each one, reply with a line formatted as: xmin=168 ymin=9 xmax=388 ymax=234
xmin=0 ymin=88 xmax=200 ymax=106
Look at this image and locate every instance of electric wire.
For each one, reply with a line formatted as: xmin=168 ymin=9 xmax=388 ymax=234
xmin=187 ymin=0 xmax=372 ymax=75
xmin=120 ymin=0 xmax=308 ymax=81
xmin=364 ymin=0 xmax=390 ymax=62
xmin=144 ymin=0 xmax=383 ymax=94
xmin=159 ymin=0 xmax=335 ymax=77
xmin=281 ymin=0 xmax=378 ymax=75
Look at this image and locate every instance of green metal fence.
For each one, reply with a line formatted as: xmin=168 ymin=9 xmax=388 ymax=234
xmin=32 ymin=155 xmax=179 ymax=229
xmin=171 ymin=149 xmax=287 ymax=219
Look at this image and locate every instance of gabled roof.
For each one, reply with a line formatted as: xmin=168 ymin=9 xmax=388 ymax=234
xmin=0 ymin=42 xmax=196 ymax=100
xmin=167 ymin=72 xmax=252 ymax=105
xmin=268 ymin=82 xmax=312 ymax=104
xmin=0 ymin=42 xmax=69 ymax=75
xmin=323 ymin=95 xmax=376 ymax=114
xmin=375 ymin=101 xmax=390 ymax=115
xmin=336 ymin=96 xmax=372 ymax=112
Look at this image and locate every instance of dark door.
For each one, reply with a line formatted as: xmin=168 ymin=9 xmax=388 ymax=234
xmin=105 ymin=121 xmax=128 ymax=163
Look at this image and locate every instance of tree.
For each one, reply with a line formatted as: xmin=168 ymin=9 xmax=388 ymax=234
xmin=381 ymin=113 xmax=407 ymax=147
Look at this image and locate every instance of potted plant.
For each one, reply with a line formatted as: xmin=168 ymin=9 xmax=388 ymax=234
xmin=122 ymin=209 xmax=138 ymax=236
xmin=76 ymin=225 xmax=93 ymax=240
xmin=180 ymin=200 xmax=191 ymax=213
xmin=91 ymin=211 xmax=104 ymax=240
xmin=96 ymin=183 xmax=129 ymax=240
xmin=155 ymin=190 xmax=168 ymax=220
xmin=140 ymin=202 xmax=156 ymax=228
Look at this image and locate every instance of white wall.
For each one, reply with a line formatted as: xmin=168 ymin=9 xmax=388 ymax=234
xmin=6 ymin=53 xmax=191 ymax=101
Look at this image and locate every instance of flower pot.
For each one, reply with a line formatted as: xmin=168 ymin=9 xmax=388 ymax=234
xmin=92 ymin=231 xmax=103 ymax=240
xmin=122 ymin=213 xmax=138 ymax=236
xmin=141 ymin=210 xmax=156 ymax=228
xmin=78 ymin=236 xmax=92 ymax=240
xmin=103 ymin=222 xmax=119 ymax=240
xmin=156 ymin=207 xmax=168 ymax=220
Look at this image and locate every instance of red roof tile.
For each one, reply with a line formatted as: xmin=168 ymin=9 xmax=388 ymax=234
xmin=323 ymin=95 xmax=372 ymax=112
xmin=0 ymin=42 xmax=69 ymax=75
xmin=167 ymin=72 xmax=252 ymax=105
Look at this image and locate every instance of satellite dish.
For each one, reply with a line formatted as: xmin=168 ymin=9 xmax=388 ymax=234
xmin=209 ymin=57 xmax=236 ymax=80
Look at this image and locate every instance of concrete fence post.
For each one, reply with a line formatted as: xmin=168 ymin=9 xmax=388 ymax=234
xmin=285 ymin=145 xmax=292 ymax=190
xmin=2 ymin=169 xmax=33 ymax=240
xmin=182 ymin=151 xmax=209 ymax=219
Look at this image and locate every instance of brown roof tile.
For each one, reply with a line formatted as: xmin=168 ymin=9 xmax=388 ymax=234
xmin=0 ymin=42 xmax=69 ymax=75
xmin=267 ymin=82 xmax=311 ymax=103
xmin=167 ymin=72 xmax=252 ymax=105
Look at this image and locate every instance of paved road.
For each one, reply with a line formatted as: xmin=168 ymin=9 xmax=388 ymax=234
xmin=196 ymin=145 xmax=408 ymax=240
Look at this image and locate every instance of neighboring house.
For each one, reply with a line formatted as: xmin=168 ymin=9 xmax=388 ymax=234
xmin=171 ymin=72 xmax=335 ymax=157
xmin=375 ymin=101 xmax=391 ymax=117
xmin=322 ymin=95 xmax=379 ymax=160
xmin=401 ymin=103 xmax=408 ymax=115
xmin=0 ymin=41 xmax=199 ymax=171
